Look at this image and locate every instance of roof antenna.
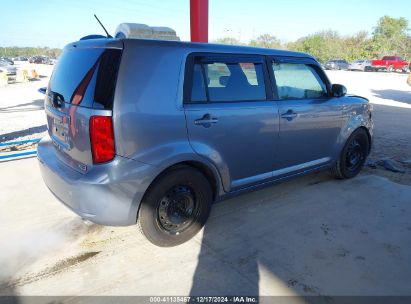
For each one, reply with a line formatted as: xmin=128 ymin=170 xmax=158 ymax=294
xmin=94 ymin=14 xmax=113 ymax=38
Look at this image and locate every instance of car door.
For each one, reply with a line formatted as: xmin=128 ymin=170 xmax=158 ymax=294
xmin=268 ymin=56 xmax=343 ymax=174
xmin=184 ymin=54 xmax=279 ymax=191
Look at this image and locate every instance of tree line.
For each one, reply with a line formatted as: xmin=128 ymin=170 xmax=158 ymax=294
xmin=215 ymin=16 xmax=411 ymax=63
xmin=0 ymin=46 xmax=61 ymax=58
xmin=1 ymin=16 xmax=409 ymax=63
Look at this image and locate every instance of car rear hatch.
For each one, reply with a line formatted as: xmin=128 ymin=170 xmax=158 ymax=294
xmin=45 ymin=39 xmax=123 ymax=173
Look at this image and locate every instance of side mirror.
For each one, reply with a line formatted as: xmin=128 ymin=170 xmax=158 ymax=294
xmin=38 ymin=87 xmax=47 ymax=95
xmin=331 ymin=84 xmax=347 ymax=97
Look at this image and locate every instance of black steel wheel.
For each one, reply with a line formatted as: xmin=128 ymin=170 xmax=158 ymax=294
xmin=138 ymin=167 xmax=213 ymax=247
xmin=157 ymin=185 xmax=198 ymax=234
xmin=331 ymin=128 xmax=370 ymax=179
xmin=345 ymin=138 xmax=365 ymax=173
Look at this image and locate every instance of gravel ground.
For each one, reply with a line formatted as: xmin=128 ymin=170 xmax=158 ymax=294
xmin=1 ymin=157 xmax=411 ymax=297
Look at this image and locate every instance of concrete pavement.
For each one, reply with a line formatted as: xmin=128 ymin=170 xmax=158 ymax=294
xmin=1 ymin=157 xmax=410 ymax=297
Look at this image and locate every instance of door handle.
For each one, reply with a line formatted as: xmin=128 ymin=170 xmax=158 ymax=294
xmin=194 ymin=114 xmax=218 ymax=128
xmin=281 ymin=110 xmax=298 ymax=121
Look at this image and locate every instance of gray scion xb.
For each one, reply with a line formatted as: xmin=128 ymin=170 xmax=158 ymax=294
xmin=37 ymin=38 xmax=373 ymax=247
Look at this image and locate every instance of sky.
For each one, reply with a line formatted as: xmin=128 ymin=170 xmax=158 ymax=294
xmin=0 ymin=0 xmax=410 ymax=48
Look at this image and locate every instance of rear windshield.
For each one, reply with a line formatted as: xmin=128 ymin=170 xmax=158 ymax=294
xmin=49 ymin=48 xmax=122 ymax=109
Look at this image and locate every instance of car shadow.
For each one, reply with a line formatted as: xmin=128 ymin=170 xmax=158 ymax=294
xmin=190 ymin=172 xmax=331 ymax=298
xmin=189 ymin=171 xmax=411 ymax=298
xmin=0 ymin=281 xmax=20 ymax=303
xmin=0 ymin=125 xmax=47 ymax=142
xmin=371 ymin=89 xmax=411 ymax=105
xmin=0 ymin=99 xmax=44 ymax=113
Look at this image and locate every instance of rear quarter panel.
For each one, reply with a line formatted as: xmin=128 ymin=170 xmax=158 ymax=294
xmin=112 ymin=41 xmax=225 ymax=194
xmin=113 ymin=41 xmax=189 ymax=164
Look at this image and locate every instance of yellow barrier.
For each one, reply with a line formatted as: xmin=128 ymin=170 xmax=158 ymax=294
xmin=16 ymin=70 xmax=29 ymax=82
xmin=0 ymin=72 xmax=8 ymax=86
xmin=31 ymin=69 xmax=39 ymax=79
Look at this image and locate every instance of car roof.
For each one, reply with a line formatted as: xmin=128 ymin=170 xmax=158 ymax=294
xmin=128 ymin=38 xmax=311 ymax=57
xmin=67 ymin=37 xmax=315 ymax=60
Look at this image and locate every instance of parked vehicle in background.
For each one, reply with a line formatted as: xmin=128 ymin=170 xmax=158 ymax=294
xmin=29 ymin=56 xmax=45 ymax=64
xmin=349 ymin=60 xmax=372 ymax=72
xmin=28 ymin=56 xmax=55 ymax=65
xmin=37 ymin=38 xmax=373 ymax=247
xmin=29 ymin=56 xmax=40 ymax=63
xmin=0 ymin=57 xmax=14 ymax=65
xmin=13 ymin=56 xmax=28 ymax=61
xmin=0 ymin=60 xmax=17 ymax=76
xmin=41 ymin=57 xmax=52 ymax=65
xmin=324 ymin=59 xmax=349 ymax=70
xmin=371 ymin=56 xmax=409 ymax=73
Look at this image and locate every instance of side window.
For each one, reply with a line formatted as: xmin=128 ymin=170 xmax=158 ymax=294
xmin=206 ymin=62 xmax=230 ymax=87
xmin=187 ymin=56 xmax=267 ymax=103
xmin=272 ymin=63 xmax=328 ymax=100
xmin=190 ymin=63 xmax=207 ymax=103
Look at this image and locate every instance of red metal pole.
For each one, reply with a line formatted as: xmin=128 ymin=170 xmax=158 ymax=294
xmin=190 ymin=0 xmax=208 ymax=42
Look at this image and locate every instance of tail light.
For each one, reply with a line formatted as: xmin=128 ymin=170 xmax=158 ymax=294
xmin=89 ymin=116 xmax=115 ymax=163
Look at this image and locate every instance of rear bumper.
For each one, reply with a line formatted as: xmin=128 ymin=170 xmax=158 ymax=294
xmin=37 ymin=136 xmax=156 ymax=226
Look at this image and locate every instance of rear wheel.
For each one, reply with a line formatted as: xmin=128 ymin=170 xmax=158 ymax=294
xmin=387 ymin=65 xmax=394 ymax=72
xmin=138 ymin=167 xmax=213 ymax=247
xmin=331 ymin=128 xmax=369 ymax=179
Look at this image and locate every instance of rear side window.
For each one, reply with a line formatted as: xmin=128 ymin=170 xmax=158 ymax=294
xmin=49 ymin=48 xmax=122 ymax=109
xmin=272 ymin=63 xmax=328 ymax=100
xmin=187 ymin=56 xmax=267 ymax=103
xmin=94 ymin=50 xmax=122 ymax=109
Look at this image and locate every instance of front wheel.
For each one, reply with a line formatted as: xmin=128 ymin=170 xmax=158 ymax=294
xmin=387 ymin=65 xmax=394 ymax=73
xmin=331 ymin=128 xmax=370 ymax=179
xmin=138 ymin=167 xmax=213 ymax=247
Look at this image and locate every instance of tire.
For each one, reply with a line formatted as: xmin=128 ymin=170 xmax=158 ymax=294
xmin=387 ymin=65 xmax=394 ymax=73
xmin=331 ymin=128 xmax=370 ymax=179
xmin=403 ymin=66 xmax=410 ymax=73
xmin=138 ymin=167 xmax=213 ymax=247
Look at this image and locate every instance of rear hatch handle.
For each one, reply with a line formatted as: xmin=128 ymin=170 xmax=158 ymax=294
xmin=48 ymin=90 xmax=65 ymax=108
xmin=40 ymin=88 xmax=65 ymax=108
